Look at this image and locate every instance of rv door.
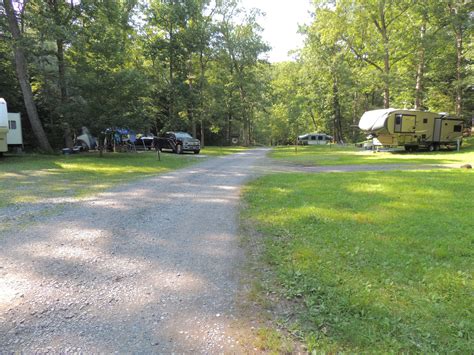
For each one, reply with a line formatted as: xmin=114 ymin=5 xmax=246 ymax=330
xmin=433 ymin=118 xmax=442 ymax=142
xmin=394 ymin=114 xmax=416 ymax=133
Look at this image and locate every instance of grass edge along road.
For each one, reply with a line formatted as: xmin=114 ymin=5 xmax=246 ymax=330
xmin=0 ymin=146 xmax=247 ymax=209
xmin=241 ymin=169 xmax=473 ymax=353
xmin=270 ymin=137 xmax=474 ymax=166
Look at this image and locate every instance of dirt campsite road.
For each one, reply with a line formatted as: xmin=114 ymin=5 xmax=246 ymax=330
xmin=0 ymin=149 xmax=270 ymax=353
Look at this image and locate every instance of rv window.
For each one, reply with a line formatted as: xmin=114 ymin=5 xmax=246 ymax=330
xmin=310 ymin=136 xmax=316 ymax=140
xmin=423 ymin=118 xmax=428 ymax=124
xmin=318 ymin=135 xmax=323 ymax=140
xmin=9 ymin=120 xmax=16 ymax=130
xmin=453 ymin=125 xmax=462 ymax=132
xmin=395 ymin=115 xmax=402 ymax=125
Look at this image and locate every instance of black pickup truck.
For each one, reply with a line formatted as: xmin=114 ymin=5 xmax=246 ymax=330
xmin=155 ymin=132 xmax=201 ymax=154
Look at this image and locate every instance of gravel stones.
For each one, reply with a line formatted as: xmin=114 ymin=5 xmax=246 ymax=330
xmin=0 ymin=149 xmax=269 ymax=353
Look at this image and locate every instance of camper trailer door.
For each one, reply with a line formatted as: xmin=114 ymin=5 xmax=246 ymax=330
xmin=433 ymin=118 xmax=442 ymax=142
xmin=394 ymin=114 xmax=416 ymax=133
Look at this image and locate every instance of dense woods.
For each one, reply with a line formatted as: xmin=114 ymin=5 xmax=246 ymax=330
xmin=0 ymin=0 xmax=472 ymax=150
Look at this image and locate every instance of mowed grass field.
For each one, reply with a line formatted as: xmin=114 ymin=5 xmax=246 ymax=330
xmin=0 ymin=146 xmax=247 ymax=208
xmin=243 ymin=167 xmax=473 ymax=352
xmin=270 ymin=138 xmax=474 ymax=166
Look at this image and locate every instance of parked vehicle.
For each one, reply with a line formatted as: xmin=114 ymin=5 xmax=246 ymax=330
xmin=359 ymin=109 xmax=464 ymax=151
xmin=0 ymin=98 xmax=9 ymax=155
xmin=0 ymin=99 xmax=22 ymax=155
xmin=6 ymin=113 xmax=22 ymax=150
xmin=135 ymin=134 xmax=155 ymax=150
xmin=298 ymin=133 xmax=333 ymax=145
xmin=156 ymin=132 xmax=200 ymax=154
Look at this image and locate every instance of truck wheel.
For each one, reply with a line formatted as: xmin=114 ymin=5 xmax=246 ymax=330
xmin=175 ymin=144 xmax=183 ymax=154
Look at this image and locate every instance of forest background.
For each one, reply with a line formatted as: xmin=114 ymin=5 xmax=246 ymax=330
xmin=0 ymin=0 xmax=472 ymax=153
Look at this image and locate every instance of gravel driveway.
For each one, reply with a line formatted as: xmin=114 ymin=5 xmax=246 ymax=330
xmin=0 ymin=149 xmax=269 ymax=353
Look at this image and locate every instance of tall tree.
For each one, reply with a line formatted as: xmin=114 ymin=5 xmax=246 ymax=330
xmin=28 ymin=0 xmax=80 ymax=147
xmin=218 ymin=1 xmax=269 ymax=145
xmin=335 ymin=0 xmax=415 ymax=108
xmin=2 ymin=0 xmax=53 ymax=152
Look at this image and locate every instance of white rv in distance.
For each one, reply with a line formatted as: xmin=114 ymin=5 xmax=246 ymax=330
xmin=298 ymin=133 xmax=333 ymax=145
xmin=359 ymin=109 xmax=463 ymax=152
xmin=6 ymin=113 xmax=23 ymax=151
xmin=0 ymin=98 xmax=24 ymax=154
xmin=0 ymin=98 xmax=8 ymax=155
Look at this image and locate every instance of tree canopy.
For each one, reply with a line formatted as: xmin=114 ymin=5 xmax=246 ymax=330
xmin=0 ymin=0 xmax=471 ymax=149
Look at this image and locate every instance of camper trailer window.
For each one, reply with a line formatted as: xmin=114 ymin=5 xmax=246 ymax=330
xmin=423 ymin=118 xmax=428 ymax=124
xmin=9 ymin=120 xmax=16 ymax=130
xmin=454 ymin=125 xmax=462 ymax=132
xmin=395 ymin=115 xmax=402 ymax=124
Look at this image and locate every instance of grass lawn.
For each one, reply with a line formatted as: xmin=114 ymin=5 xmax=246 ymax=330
xmin=270 ymin=137 xmax=474 ymax=166
xmin=0 ymin=146 xmax=247 ymax=209
xmin=242 ymin=169 xmax=473 ymax=352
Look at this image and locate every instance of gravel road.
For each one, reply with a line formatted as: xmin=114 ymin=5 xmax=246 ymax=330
xmin=0 ymin=149 xmax=269 ymax=353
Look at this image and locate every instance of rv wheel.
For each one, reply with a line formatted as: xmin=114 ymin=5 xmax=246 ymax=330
xmin=428 ymin=144 xmax=435 ymax=152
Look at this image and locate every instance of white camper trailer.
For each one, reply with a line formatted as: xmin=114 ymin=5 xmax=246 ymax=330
xmin=0 ymin=98 xmax=8 ymax=154
xmin=298 ymin=133 xmax=333 ymax=145
xmin=359 ymin=109 xmax=463 ymax=151
xmin=6 ymin=113 xmax=23 ymax=149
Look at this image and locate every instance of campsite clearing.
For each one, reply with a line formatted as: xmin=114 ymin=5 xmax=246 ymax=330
xmin=242 ymin=164 xmax=473 ymax=352
xmin=0 ymin=147 xmax=247 ymax=209
xmin=270 ymin=138 xmax=474 ymax=166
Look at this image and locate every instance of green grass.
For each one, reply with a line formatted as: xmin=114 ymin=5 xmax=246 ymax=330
xmin=270 ymin=137 xmax=474 ymax=166
xmin=0 ymin=146 xmax=246 ymax=208
xmin=242 ymin=169 xmax=473 ymax=352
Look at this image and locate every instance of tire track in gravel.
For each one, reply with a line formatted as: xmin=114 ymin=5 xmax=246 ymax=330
xmin=0 ymin=149 xmax=269 ymax=353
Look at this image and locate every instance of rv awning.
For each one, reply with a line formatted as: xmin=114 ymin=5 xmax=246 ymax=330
xmin=359 ymin=109 xmax=397 ymax=132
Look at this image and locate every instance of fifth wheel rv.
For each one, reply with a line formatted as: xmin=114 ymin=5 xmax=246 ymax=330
xmin=359 ymin=109 xmax=463 ymax=152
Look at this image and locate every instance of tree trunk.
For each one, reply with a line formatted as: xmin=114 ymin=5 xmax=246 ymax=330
xmin=168 ymin=18 xmax=175 ymax=123
xmin=309 ymin=107 xmax=317 ymax=131
xmin=200 ymin=120 xmax=204 ymax=148
xmin=57 ymin=38 xmax=74 ymax=148
xmin=332 ymin=76 xmax=343 ymax=143
xmin=226 ymin=112 xmax=232 ymax=144
xmin=455 ymin=28 xmax=463 ymax=117
xmin=375 ymin=3 xmax=390 ymax=108
xmin=383 ymin=52 xmax=390 ymax=109
xmin=4 ymin=0 xmax=53 ymax=153
xmin=57 ymin=39 xmax=68 ymax=101
xmin=414 ymin=21 xmax=426 ymax=110
xmin=352 ymin=92 xmax=358 ymax=142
